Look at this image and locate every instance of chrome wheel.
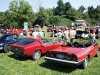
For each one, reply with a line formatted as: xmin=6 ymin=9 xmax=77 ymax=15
xmin=4 ymin=44 xmax=11 ymax=53
xmin=32 ymin=50 xmax=41 ymax=60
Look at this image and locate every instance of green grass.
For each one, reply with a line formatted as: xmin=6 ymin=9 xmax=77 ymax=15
xmin=0 ymin=32 xmax=100 ymax=75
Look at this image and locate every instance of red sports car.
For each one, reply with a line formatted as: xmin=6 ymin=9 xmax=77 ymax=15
xmin=45 ymin=38 xmax=99 ymax=69
xmin=11 ymin=37 xmax=63 ymax=60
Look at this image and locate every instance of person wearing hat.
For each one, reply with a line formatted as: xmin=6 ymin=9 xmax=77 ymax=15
xmin=55 ymin=30 xmax=63 ymax=42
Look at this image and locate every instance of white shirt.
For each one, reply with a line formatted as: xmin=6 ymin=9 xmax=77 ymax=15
xmin=38 ymin=31 xmax=43 ymax=37
xmin=20 ymin=32 xmax=23 ymax=36
xmin=32 ymin=32 xmax=39 ymax=37
xmin=70 ymin=30 xmax=76 ymax=38
xmin=56 ymin=32 xmax=63 ymax=38
xmin=64 ymin=30 xmax=69 ymax=39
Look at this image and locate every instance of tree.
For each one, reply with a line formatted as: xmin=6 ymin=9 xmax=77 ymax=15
xmin=49 ymin=16 xmax=72 ymax=26
xmin=0 ymin=12 xmax=6 ymax=24
xmin=54 ymin=0 xmax=65 ymax=16
xmin=66 ymin=8 xmax=81 ymax=21
xmin=45 ymin=8 xmax=54 ymax=16
xmin=7 ymin=0 xmax=35 ymax=28
xmin=87 ymin=6 xmax=94 ymax=18
xmin=93 ymin=6 xmax=100 ymax=21
xmin=78 ymin=5 xmax=86 ymax=12
xmin=64 ymin=2 xmax=72 ymax=12
xmin=35 ymin=7 xmax=49 ymax=27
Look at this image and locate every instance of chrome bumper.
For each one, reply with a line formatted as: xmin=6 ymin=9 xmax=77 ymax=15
xmin=45 ymin=57 xmax=83 ymax=65
xmin=0 ymin=47 xmax=3 ymax=50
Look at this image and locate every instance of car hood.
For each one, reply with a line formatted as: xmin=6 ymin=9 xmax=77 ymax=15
xmin=50 ymin=47 xmax=83 ymax=54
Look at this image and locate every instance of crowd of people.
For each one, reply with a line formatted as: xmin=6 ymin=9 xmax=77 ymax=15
xmin=54 ymin=26 xmax=97 ymax=45
xmin=0 ymin=26 xmax=97 ymax=45
xmin=0 ymin=27 xmax=46 ymax=38
xmin=55 ymin=27 xmax=76 ymax=44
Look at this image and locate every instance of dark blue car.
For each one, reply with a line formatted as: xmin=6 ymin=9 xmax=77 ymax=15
xmin=0 ymin=34 xmax=23 ymax=53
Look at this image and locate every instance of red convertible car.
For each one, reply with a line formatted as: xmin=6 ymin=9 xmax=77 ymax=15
xmin=45 ymin=38 xmax=99 ymax=69
xmin=11 ymin=37 xmax=63 ymax=60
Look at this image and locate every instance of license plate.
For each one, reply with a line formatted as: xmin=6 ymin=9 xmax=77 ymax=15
xmin=56 ymin=53 xmax=64 ymax=59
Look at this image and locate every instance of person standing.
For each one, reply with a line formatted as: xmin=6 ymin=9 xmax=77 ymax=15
xmin=69 ymin=27 xmax=76 ymax=43
xmin=38 ymin=30 xmax=43 ymax=38
xmin=26 ymin=31 xmax=30 ymax=38
xmin=55 ymin=30 xmax=63 ymax=42
xmin=32 ymin=30 xmax=39 ymax=38
xmin=63 ymin=28 xmax=69 ymax=44
xmin=90 ymin=30 xmax=96 ymax=44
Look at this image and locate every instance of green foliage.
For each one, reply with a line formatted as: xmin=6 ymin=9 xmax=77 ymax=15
xmin=64 ymin=2 xmax=72 ymax=13
xmin=0 ymin=0 xmax=100 ymax=28
xmin=54 ymin=0 xmax=65 ymax=16
xmin=49 ymin=16 xmax=61 ymax=26
xmin=66 ymin=8 xmax=81 ymax=21
xmin=2 ymin=0 xmax=35 ymax=28
xmin=35 ymin=7 xmax=49 ymax=27
xmin=78 ymin=5 xmax=86 ymax=12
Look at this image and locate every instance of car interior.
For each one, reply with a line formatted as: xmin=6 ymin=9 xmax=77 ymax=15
xmin=66 ymin=42 xmax=92 ymax=48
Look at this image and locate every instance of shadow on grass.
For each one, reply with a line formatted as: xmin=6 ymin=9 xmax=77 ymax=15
xmin=39 ymin=61 xmax=78 ymax=73
xmin=8 ymin=54 xmax=32 ymax=61
xmin=8 ymin=54 xmax=46 ymax=61
xmin=0 ymin=50 xmax=4 ymax=53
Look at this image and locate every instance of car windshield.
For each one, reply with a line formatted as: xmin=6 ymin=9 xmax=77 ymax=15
xmin=41 ymin=39 xmax=53 ymax=44
xmin=0 ymin=34 xmax=11 ymax=40
xmin=16 ymin=38 xmax=36 ymax=45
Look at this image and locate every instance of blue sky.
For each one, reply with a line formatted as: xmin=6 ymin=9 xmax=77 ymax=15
xmin=0 ymin=0 xmax=100 ymax=12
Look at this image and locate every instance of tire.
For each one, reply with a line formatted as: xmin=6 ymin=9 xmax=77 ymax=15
xmin=4 ymin=44 xmax=11 ymax=53
xmin=80 ymin=56 xmax=88 ymax=69
xmin=32 ymin=50 xmax=41 ymax=60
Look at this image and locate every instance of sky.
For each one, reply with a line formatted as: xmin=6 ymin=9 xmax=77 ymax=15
xmin=0 ymin=0 xmax=100 ymax=12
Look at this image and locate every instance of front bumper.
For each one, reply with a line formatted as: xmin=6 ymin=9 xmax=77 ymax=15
xmin=45 ymin=57 xmax=84 ymax=66
xmin=0 ymin=47 xmax=3 ymax=50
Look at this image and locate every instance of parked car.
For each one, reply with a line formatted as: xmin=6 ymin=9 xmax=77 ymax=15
xmin=45 ymin=38 xmax=99 ymax=69
xmin=11 ymin=37 xmax=63 ymax=60
xmin=75 ymin=30 xmax=89 ymax=38
xmin=0 ymin=34 xmax=23 ymax=53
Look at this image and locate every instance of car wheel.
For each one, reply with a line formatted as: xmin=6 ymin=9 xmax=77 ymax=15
xmin=80 ymin=56 xmax=88 ymax=69
xmin=4 ymin=44 xmax=11 ymax=53
xmin=32 ymin=50 xmax=41 ymax=60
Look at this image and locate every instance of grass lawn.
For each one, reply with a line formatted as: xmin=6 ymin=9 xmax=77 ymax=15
xmin=0 ymin=32 xmax=100 ymax=75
